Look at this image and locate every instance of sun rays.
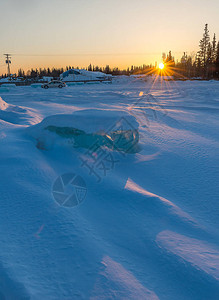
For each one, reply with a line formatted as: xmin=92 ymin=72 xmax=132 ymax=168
xmin=135 ymin=58 xmax=190 ymax=92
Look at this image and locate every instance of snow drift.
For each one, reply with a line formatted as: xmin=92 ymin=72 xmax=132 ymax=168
xmin=0 ymin=97 xmax=40 ymax=125
xmin=26 ymin=109 xmax=140 ymax=152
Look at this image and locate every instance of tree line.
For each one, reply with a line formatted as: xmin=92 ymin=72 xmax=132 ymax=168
xmin=1 ymin=24 xmax=219 ymax=80
xmin=162 ymin=24 xmax=219 ymax=79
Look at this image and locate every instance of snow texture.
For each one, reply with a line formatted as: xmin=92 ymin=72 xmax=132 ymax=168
xmin=0 ymin=78 xmax=219 ymax=299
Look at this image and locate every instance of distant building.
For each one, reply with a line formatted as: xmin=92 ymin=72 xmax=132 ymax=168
xmin=60 ymin=69 xmax=112 ymax=82
xmin=42 ymin=76 xmax=53 ymax=82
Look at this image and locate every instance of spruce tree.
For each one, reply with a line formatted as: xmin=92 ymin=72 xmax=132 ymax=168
xmin=206 ymin=42 xmax=213 ymax=78
xmin=215 ymin=41 xmax=219 ymax=78
xmin=212 ymin=33 xmax=217 ymax=62
xmin=198 ymin=24 xmax=210 ymax=76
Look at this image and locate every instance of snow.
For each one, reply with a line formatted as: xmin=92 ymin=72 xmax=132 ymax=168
xmin=0 ymin=96 xmax=40 ymax=125
xmin=156 ymin=231 xmax=219 ymax=281
xmin=26 ymin=109 xmax=139 ymax=151
xmin=27 ymin=109 xmax=139 ymax=134
xmin=1 ymin=83 xmax=16 ymax=87
xmin=0 ymin=97 xmax=8 ymax=110
xmin=0 ymin=78 xmax=219 ymax=299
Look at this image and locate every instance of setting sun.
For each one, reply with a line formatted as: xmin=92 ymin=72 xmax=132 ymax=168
xmin=159 ymin=62 xmax=165 ymax=70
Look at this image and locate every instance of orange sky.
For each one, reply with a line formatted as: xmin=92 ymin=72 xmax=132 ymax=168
xmin=0 ymin=0 xmax=219 ymax=74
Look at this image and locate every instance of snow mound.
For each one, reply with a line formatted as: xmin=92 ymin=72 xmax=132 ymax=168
xmin=27 ymin=109 xmax=140 ymax=152
xmin=156 ymin=231 xmax=219 ymax=280
xmin=0 ymin=97 xmax=40 ymax=125
xmin=28 ymin=109 xmax=139 ymax=133
xmin=0 ymin=97 xmax=9 ymax=110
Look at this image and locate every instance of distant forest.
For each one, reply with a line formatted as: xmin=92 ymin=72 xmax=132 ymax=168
xmin=1 ymin=24 xmax=219 ymax=80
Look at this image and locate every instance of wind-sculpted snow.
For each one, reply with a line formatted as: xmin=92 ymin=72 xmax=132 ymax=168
xmin=0 ymin=79 xmax=219 ymax=299
xmin=0 ymin=96 xmax=40 ymax=125
xmin=156 ymin=231 xmax=219 ymax=281
xmin=125 ymin=178 xmax=198 ymax=226
xmin=0 ymin=97 xmax=9 ymax=110
xmin=91 ymin=256 xmax=159 ymax=299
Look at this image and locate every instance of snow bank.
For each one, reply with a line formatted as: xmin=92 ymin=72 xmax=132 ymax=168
xmin=67 ymin=82 xmax=84 ymax=86
xmin=0 ymin=87 xmax=9 ymax=92
xmin=27 ymin=109 xmax=140 ymax=152
xmin=28 ymin=109 xmax=138 ymax=133
xmin=1 ymin=84 xmax=16 ymax=88
xmin=31 ymin=83 xmax=42 ymax=88
xmin=0 ymin=97 xmax=40 ymax=125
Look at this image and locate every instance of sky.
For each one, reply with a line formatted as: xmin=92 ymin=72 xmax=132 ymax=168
xmin=0 ymin=0 xmax=219 ymax=74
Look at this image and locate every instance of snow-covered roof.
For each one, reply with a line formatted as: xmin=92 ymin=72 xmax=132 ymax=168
xmin=61 ymin=69 xmax=111 ymax=78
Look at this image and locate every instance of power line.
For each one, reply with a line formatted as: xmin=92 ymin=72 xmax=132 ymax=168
xmin=2 ymin=51 xmax=191 ymax=57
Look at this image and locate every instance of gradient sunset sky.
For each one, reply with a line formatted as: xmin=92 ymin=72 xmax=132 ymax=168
xmin=0 ymin=0 xmax=219 ymax=74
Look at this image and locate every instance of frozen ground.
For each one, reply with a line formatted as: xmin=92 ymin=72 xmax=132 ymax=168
xmin=0 ymin=78 xmax=218 ymax=299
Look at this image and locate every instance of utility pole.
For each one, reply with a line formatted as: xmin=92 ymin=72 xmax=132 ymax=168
xmin=4 ymin=54 xmax=12 ymax=77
